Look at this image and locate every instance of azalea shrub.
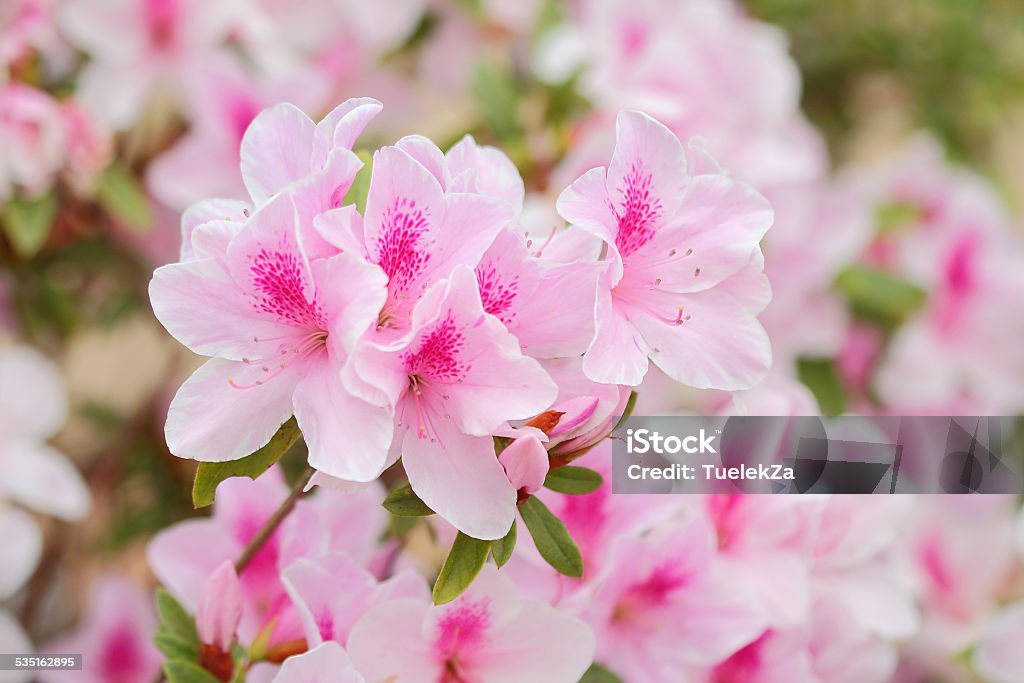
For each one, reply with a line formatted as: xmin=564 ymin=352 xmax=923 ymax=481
xmin=3 ymin=2 xmax=1024 ymax=683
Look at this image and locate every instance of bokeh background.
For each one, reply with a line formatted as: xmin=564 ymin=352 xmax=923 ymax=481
xmin=2 ymin=1 xmax=1024 ymax=682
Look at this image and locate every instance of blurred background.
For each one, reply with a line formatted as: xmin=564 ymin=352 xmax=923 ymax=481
xmin=2 ymin=1 xmax=1024 ymax=682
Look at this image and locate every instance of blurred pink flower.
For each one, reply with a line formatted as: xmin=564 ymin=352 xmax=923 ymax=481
xmin=0 ymin=83 xmax=67 ymax=201
xmin=974 ymin=603 xmax=1024 ymax=683
xmin=0 ymin=348 xmax=90 ymax=598
xmin=59 ymin=0 xmax=239 ymax=129
xmin=852 ymin=136 xmax=1024 ymax=413
xmin=59 ymin=98 xmax=112 ymax=197
xmin=579 ymin=517 xmax=767 ymax=682
xmin=272 ymin=642 xmax=364 ymax=683
xmin=347 ymin=565 xmax=595 ymax=683
xmin=147 ymin=58 xmax=329 ymax=210
xmin=196 ymin=561 xmax=243 ymax=653
xmin=0 ymin=0 xmax=59 ymax=68
xmin=148 ymin=468 xmax=390 ymax=647
xmin=39 ymin=575 xmax=162 ymax=683
xmin=557 ymin=110 xmax=773 ymax=388
xmin=281 ymin=552 xmax=426 ymax=649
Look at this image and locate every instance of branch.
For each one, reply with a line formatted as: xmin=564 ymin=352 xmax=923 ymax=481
xmin=235 ymin=467 xmax=315 ymax=574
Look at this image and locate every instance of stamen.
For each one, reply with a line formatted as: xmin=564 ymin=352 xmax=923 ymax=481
xmin=532 ymin=225 xmax=559 ymax=258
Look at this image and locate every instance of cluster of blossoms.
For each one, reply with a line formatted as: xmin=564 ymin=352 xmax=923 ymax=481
xmin=149 ymin=97 xmax=773 ymax=540
xmin=3 ymin=1 xmax=1024 ymax=683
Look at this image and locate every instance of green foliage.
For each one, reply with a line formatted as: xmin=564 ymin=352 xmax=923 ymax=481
xmin=474 ymin=62 xmax=522 ymax=143
xmin=192 ymin=418 xmax=302 ymax=508
xmin=433 ymin=532 xmax=492 ymax=605
xmin=543 ymin=466 xmax=604 ymax=495
xmin=2 ymin=193 xmax=57 ymax=259
xmin=342 ymin=150 xmax=374 ymax=213
xmin=155 ymin=589 xmax=199 ymax=648
xmin=96 ymin=164 xmax=153 ymax=231
xmin=163 ymin=660 xmax=222 ymax=683
xmin=834 ymin=264 xmax=927 ymax=329
xmin=383 ymin=483 xmax=436 ymax=517
xmin=518 ymin=496 xmax=583 ymax=578
xmin=491 ymin=519 xmax=517 ymax=568
xmin=578 ymin=663 xmax=626 ymax=683
xmin=797 ymin=357 xmax=847 ymax=416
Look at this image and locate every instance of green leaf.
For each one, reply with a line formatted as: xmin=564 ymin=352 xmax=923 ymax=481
xmin=154 ymin=633 xmax=197 ymax=661
xmin=797 ymin=358 xmax=847 ymax=417
xmin=156 ymin=589 xmax=199 ymax=646
xmin=834 ymin=265 xmax=926 ymax=329
xmin=383 ymin=483 xmax=435 ymax=517
xmin=491 ymin=519 xmax=517 ymax=568
xmin=613 ymin=391 xmax=638 ymax=432
xmin=342 ymin=150 xmax=373 ymax=213
xmin=474 ymin=62 xmax=522 ymax=142
xmin=876 ymin=202 xmax=921 ymax=234
xmin=544 ymin=466 xmax=604 ymax=495
xmin=163 ymin=659 xmax=222 ymax=683
xmin=192 ymin=418 xmax=302 ymax=508
xmin=2 ymin=193 xmax=57 ymax=258
xmin=519 ymin=496 xmax=583 ymax=578
xmin=579 ymin=663 xmax=625 ymax=683
xmin=432 ymin=532 xmax=491 ymax=605
xmin=96 ymin=164 xmax=152 ymax=230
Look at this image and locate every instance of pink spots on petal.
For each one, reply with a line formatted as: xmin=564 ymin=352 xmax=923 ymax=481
xmin=614 ymin=162 xmax=663 ymax=258
xmin=144 ymin=0 xmax=179 ymax=53
xmin=248 ymin=236 xmax=327 ymax=330
xmin=403 ymin=313 xmax=468 ymax=384
xmin=378 ymin=196 xmax=433 ymax=302
xmin=475 ymin=264 xmax=519 ymax=325
xmin=315 ymin=606 xmax=335 ymax=642
xmin=435 ymin=599 xmax=491 ymax=661
xmin=329 ymin=184 xmax=348 ymax=209
xmin=932 ymin=231 xmax=982 ymax=336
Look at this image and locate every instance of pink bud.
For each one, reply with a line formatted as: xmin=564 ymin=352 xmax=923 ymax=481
xmin=196 ymin=561 xmax=242 ymax=652
xmin=499 ymin=435 xmax=549 ymax=495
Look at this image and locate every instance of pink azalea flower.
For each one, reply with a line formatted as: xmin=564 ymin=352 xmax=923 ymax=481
xmin=346 ymin=267 xmax=558 ymax=539
xmin=281 ymin=552 xmax=427 ymax=649
xmin=498 ymin=434 xmax=549 ymax=496
xmin=196 ymin=561 xmax=243 ymax=653
xmin=0 ymin=348 xmax=81 ymax=616
xmin=850 ymin=135 xmax=1024 ymax=413
xmin=0 ymin=83 xmax=67 ymax=201
xmin=150 ymin=189 xmax=394 ymax=480
xmin=535 ymin=357 xmax=631 ymax=456
xmin=550 ymin=0 xmax=826 ymax=190
xmin=148 ymin=468 xmax=390 ymax=647
xmin=706 ymin=596 xmax=899 ymax=683
xmin=147 ymin=57 xmax=329 ymax=210
xmin=58 ymin=0 xmax=239 ymax=129
xmin=578 ymin=517 xmax=768 ymax=682
xmin=39 ymin=575 xmax=162 ymax=683
xmin=1 ymin=0 xmax=60 ymax=68
xmin=58 ymin=98 xmax=112 ymax=198
xmin=272 ymin=642 xmax=364 ymax=683
xmin=347 ymin=565 xmax=595 ymax=683
xmin=974 ymin=602 xmax=1024 ymax=683
xmin=557 ymin=110 xmax=773 ymax=388
xmin=315 ymin=142 xmax=514 ymax=341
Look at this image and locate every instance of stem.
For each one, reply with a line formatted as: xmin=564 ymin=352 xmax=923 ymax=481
xmin=235 ymin=467 xmax=315 ymax=574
